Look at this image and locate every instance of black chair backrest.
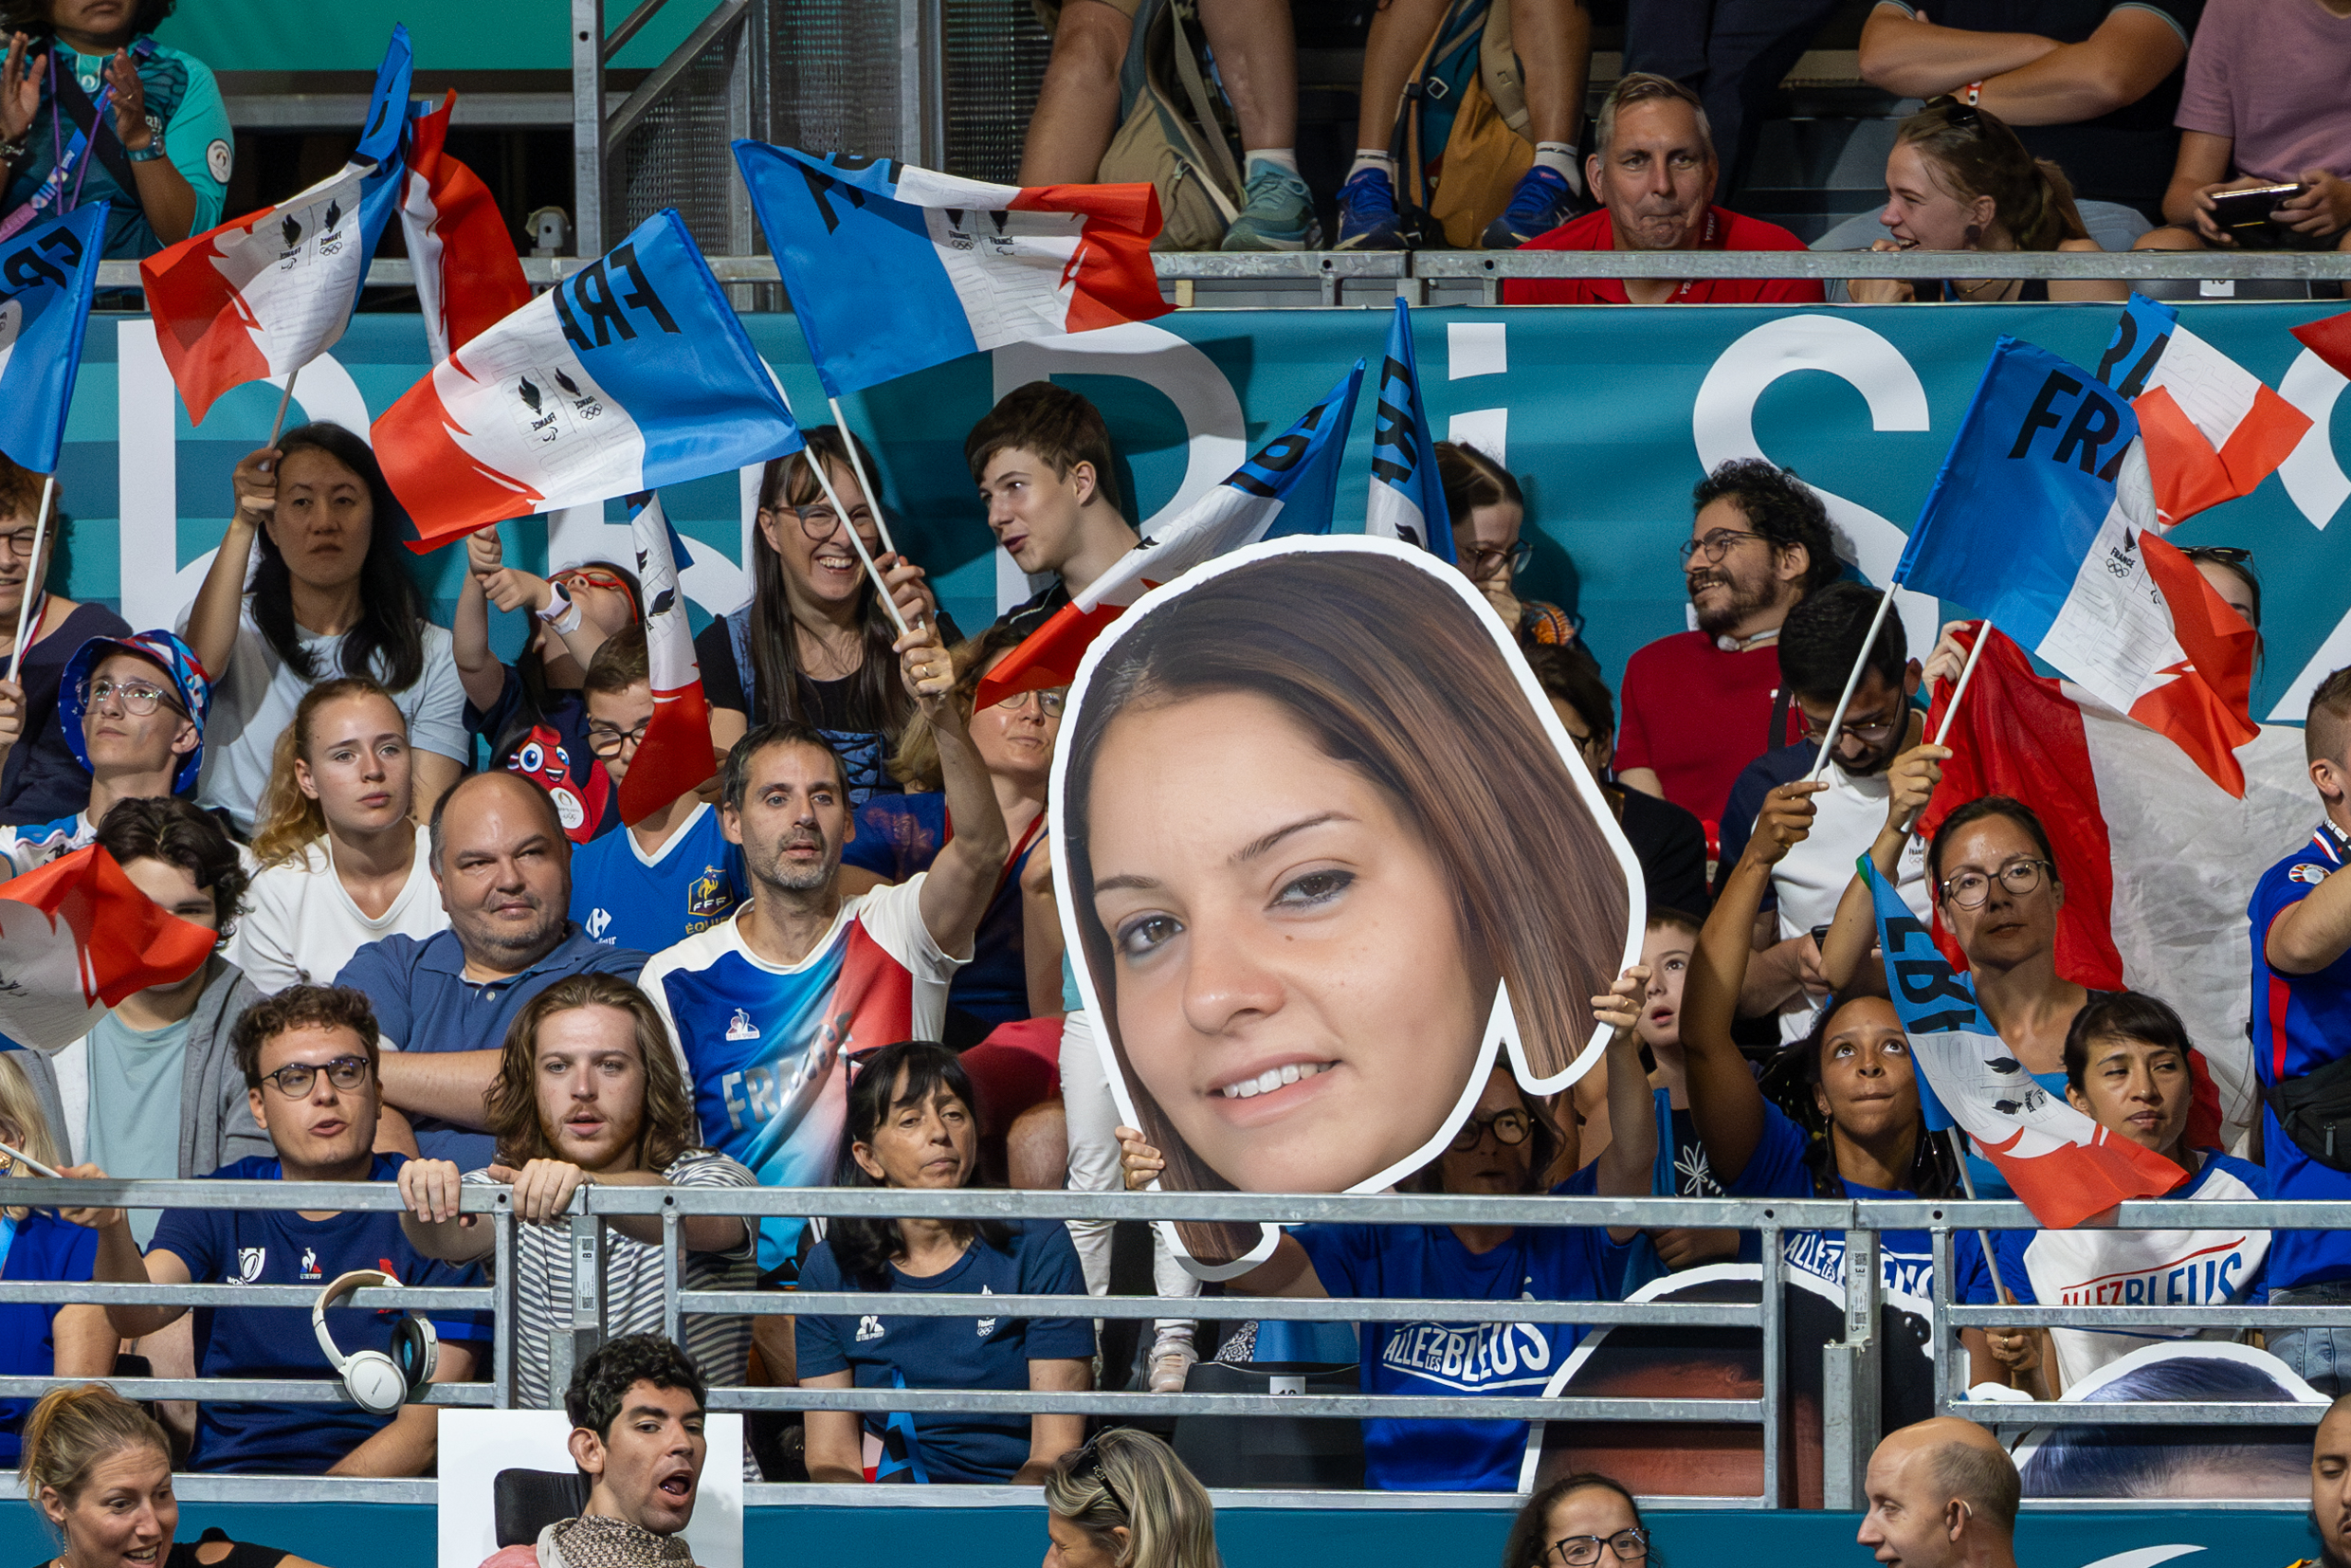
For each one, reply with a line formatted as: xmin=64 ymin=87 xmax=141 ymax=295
xmin=1171 ymin=1360 xmax=1364 ymax=1488
xmin=494 ymin=1468 xmax=594 ymax=1547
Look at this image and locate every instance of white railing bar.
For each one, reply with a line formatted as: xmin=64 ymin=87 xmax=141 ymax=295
xmin=702 ymin=1388 xmax=1765 ymax=1422
xmin=680 ymin=1289 xmax=1759 ymax=1325
xmin=0 ymin=1282 xmax=486 ymax=1307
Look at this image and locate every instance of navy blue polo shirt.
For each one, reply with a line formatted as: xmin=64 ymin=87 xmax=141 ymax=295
xmin=333 ymin=925 xmax=648 ymax=1166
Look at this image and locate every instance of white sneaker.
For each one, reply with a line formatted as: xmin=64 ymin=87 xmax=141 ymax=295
xmin=1149 ymin=1342 xmax=1198 ymax=1394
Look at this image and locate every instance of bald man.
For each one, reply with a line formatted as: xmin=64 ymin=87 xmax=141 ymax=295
xmin=1856 ymin=1417 xmax=2021 ymax=1568
xmin=2295 ymin=1395 xmax=2351 ymax=1568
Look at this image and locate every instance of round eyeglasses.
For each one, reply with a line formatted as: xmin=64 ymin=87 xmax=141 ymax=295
xmin=1547 ymin=1529 xmax=1650 ymax=1566
xmin=587 ymin=719 xmax=649 ymax=758
xmin=788 ymin=503 xmax=881 ymax=543
xmin=1677 ymin=529 xmax=1769 ymax=567
xmin=81 ymin=677 xmax=184 ymax=717
xmin=1462 ymin=541 xmax=1534 ymax=577
xmin=1449 ymin=1107 xmax=1531 ymax=1153
xmin=993 ymin=688 xmax=1066 ymax=717
xmin=258 ymin=1056 xmax=373 ymax=1100
xmin=1940 ymin=859 xmax=2052 ymax=910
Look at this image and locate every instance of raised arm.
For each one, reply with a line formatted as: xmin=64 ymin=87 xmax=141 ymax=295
xmin=1859 ymin=2 xmax=2060 ymax=99
xmin=189 ymin=449 xmax=276 ymax=678
xmin=906 ymin=622 xmax=1010 ymax=958
xmin=1595 ymin=967 xmax=1659 ymax=1241
xmin=2269 ymin=849 xmax=2351 ymax=975
xmin=1818 ymin=742 xmax=1948 ymax=993
xmin=453 ymin=534 xmax=509 ymax=713
xmin=396 ymin=1158 xmax=494 ymax=1264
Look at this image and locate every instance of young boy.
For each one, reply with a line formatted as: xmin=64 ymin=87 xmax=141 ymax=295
xmin=966 ymin=381 xmax=1140 ymax=638
xmin=567 ymin=629 xmax=747 ymax=954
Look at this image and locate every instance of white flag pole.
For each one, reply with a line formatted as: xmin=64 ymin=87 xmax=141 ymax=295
xmin=1802 ymin=585 xmax=1902 ymax=785
xmin=266 ymin=366 xmax=302 ymax=448
xmin=799 ymin=448 xmax=914 ymax=640
xmin=6 ymin=476 xmax=57 ymax=684
xmin=826 ymin=395 xmax=902 ymax=559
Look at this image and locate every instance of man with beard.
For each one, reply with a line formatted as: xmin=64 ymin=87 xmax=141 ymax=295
xmin=1716 ymin=583 xmax=1928 ymax=1041
xmin=2290 ymin=1395 xmax=2351 ymax=1568
xmin=641 ymin=617 xmax=1004 ymax=1295
xmin=1502 ymin=75 xmax=1825 ymax=306
xmin=337 ymin=770 xmax=649 ymax=1165
xmin=1613 ymin=459 xmax=1841 ymax=830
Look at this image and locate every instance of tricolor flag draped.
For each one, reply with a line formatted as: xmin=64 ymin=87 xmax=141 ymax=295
xmin=0 ymin=845 xmax=219 ymax=1052
xmin=617 ymin=490 xmax=719 ymax=824
xmin=1894 ymin=336 xmax=2258 ymax=795
xmin=399 ymin=92 xmax=532 ymax=363
xmin=2094 ymin=293 xmax=2311 ymax=526
xmin=1361 ymin=297 xmax=1454 ymax=562
xmin=373 ymin=209 xmax=804 ymax=547
xmin=733 ymin=141 xmax=1170 ymax=397
xmin=0 ymin=201 xmax=107 ymax=473
xmin=975 ymin=360 xmax=1367 ymax=709
xmin=1865 ymin=857 xmax=2186 ymax=1228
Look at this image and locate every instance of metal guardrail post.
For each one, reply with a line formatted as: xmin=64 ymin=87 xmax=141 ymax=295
xmin=492 ymin=1194 xmax=519 ymax=1411
xmin=1932 ymin=1227 xmax=1959 ymax=1420
xmin=662 ymin=1197 xmax=683 ymax=1347
xmin=1759 ymin=1214 xmax=1784 ymax=1507
xmin=553 ymin=1206 xmax=610 ymax=1410
xmin=1822 ymin=1228 xmax=1881 ymax=1510
xmin=571 ymin=0 xmax=607 ymax=258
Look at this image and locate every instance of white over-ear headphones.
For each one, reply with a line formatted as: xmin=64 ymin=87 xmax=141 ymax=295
xmin=313 ymin=1269 xmax=439 ymax=1417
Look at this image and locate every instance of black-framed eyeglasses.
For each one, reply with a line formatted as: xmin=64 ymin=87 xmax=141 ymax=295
xmin=587 ymin=719 xmax=649 ymax=757
xmin=258 ymin=1056 xmax=373 ymax=1100
xmin=1801 ymin=710 xmax=1901 ymax=746
xmin=1463 ymin=541 xmax=1535 ymax=577
xmin=1939 ymin=859 xmax=2053 ymax=910
xmin=81 ymin=677 xmax=185 ymax=718
xmin=1678 ymin=529 xmax=1770 ymax=567
xmin=1547 ymin=1529 xmax=1650 ymax=1567
xmin=787 ymin=502 xmax=881 ymax=543
xmin=1924 ymin=95 xmax=1983 ymax=132
xmin=0 ymin=527 xmax=44 ymax=557
xmin=1066 ymin=1436 xmax=1128 ymax=1520
xmin=993 ymin=688 xmax=1066 ymax=717
xmin=1450 ymin=1107 xmax=1532 ymax=1153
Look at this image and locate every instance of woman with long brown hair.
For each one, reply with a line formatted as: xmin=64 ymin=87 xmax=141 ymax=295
xmin=392 ymin=973 xmax=756 ymax=1410
xmin=695 ymin=426 xmax=950 ymax=804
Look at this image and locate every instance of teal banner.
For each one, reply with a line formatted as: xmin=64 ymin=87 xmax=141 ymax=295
xmin=49 ymin=302 xmax=2349 ymax=722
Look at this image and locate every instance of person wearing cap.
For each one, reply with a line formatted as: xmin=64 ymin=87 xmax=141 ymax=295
xmin=0 ymin=630 xmax=213 ymax=879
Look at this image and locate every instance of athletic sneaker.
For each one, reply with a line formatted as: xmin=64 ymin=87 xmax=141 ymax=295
xmin=1481 ymin=164 xmax=1588 ymax=248
xmin=1220 ymin=159 xmax=1323 ymax=250
xmin=1334 ymin=164 xmax=1410 ymax=250
xmin=1150 ymin=1340 xmax=1200 ymax=1394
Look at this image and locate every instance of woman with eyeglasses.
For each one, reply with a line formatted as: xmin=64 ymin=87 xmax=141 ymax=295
xmin=455 ymin=529 xmax=643 ymax=846
xmin=1849 ymin=98 xmax=2125 ymax=305
xmin=1437 ymin=442 xmax=1586 ymax=658
xmin=0 ymin=455 xmax=133 ymax=829
xmin=1043 ymin=1430 xmax=1219 ymax=1568
xmin=189 ymin=424 xmax=473 ymax=835
xmin=1501 ymin=1472 xmax=1655 ymax=1568
xmin=696 ymin=427 xmax=951 ymax=806
xmin=1116 ymin=971 xmax=1658 ymax=1493
xmin=232 ymin=677 xmax=448 ymax=995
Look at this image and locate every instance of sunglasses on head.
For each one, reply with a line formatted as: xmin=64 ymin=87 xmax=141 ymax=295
xmin=2180 ymin=545 xmax=2252 ymax=566
xmin=1923 ymin=95 xmax=1983 ymax=132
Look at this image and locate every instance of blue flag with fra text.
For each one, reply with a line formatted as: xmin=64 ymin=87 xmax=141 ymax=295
xmin=352 ymin=26 xmax=414 ymax=309
xmin=1363 ymin=297 xmax=1454 ymax=563
xmin=0 ymin=201 xmax=107 ymax=473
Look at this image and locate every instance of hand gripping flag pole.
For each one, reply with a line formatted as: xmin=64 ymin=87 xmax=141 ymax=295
xmin=795 ymin=444 xmax=913 ymax=640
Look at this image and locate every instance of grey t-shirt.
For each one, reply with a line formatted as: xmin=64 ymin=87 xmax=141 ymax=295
xmin=85 ymin=1012 xmax=196 ymax=1246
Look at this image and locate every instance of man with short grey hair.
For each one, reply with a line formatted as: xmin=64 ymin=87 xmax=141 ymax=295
xmin=1856 ymin=1417 xmax=2021 ymax=1568
xmin=1504 ymin=74 xmax=1824 ymax=307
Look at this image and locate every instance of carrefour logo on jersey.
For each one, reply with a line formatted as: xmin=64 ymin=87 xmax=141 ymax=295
xmin=1380 ymin=1322 xmax=1553 ymax=1393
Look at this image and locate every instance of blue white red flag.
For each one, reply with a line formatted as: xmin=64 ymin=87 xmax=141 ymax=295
xmin=617 ymin=490 xmax=718 ymax=825
xmin=1893 ymin=336 xmax=2257 ymax=795
xmin=1362 ymin=297 xmax=1454 ymax=563
xmin=2094 ymin=292 xmax=2310 ymax=527
xmin=352 ymin=24 xmax=414 ymax=269
xmin=0 ymin=845 xmax=218 ymax=1052
xmin=0 ymin=201 xmax=106 ymax=473
xmin=975 ymin=360 xmax=1365 ymax=708
xmin=1864 ymin=857 xmax=2185 ymax=1229
xmin=733 ymin=141 xmax=1169 ymax=397
xmin=373 ymin=209 xmax=805 ymax=547
xmin=398 ymin=91 xmax=529 ymax=364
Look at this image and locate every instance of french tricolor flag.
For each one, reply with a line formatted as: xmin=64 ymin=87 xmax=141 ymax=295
xmin=2096 ymin=293 xmax=2312 ymax=526
xmin=733 ymin=141 xmax=1170 ymax=396
xmin=1361 ymin=297 xmax=1454 ymax=563
xmin=617 ymin=490 xmax=717 ymax=825
xmin=1894 ymin=336 xmax=2258 ymax=796
xmin=399 ymin=91 xmax=531 ymax=363
xmin=0 ymin=845 xmax=221 ymax=1053
xmin=372 ymin=209 xmax=804 ymax=547
xmin=1866 ymin=859 xmax=2186 ymax=1229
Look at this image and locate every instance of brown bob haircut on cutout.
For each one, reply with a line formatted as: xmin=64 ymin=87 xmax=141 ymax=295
xmin=963 ymin=380 xmax=1124 ymax=515
xmin=231 ymin=985 xmax=382 ymax=1089
xmin=483 ymin=972 xmax=699 ymax=1171
xmin=1062 ymin=547 xmax=1630 ymax=1267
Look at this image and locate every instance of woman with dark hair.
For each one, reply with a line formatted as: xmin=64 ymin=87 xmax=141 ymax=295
xmin=1062 ymin=544 xmax=1638 ymax=1268
xmin=1501 ymin=1472 xmax=1656 ymax=1568
xmin=1526 ymin=645 xmax=1708 ymax=918
xmin=0 ymin=0 xmax=229 ymax=258
xmin=0 ymin=455 xmax=131 ymax=826
xmin=188 ymin=424 xmax=469 ymax=833
xmin=795 ymin=1039 xmax=1092 ymax=1485
xmin=695 ymin=427 xmax=950 ymax=805
xmin=1436 ymin=441 xmax=1584 ymax=655
xmin=1850 ymin=98 xmax=2124 ymax=304
xmin=393 ymin=971 xmax=756 ymax=1411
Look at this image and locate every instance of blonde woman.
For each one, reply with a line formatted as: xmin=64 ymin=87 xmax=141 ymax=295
xmin=19 ymin=1383 xmax=326 ymax=1568
xmin=228 ymin=677 xmax=447 ymax=993
xmin=1043 ymin=1430 xmax=1220 ymax=1568
xmin=0 ymin=1061 xmax=111 ymax=1466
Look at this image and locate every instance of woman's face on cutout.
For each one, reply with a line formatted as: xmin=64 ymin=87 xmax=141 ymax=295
xmin=1085 ymin=690 xmax=1485 ymax=1194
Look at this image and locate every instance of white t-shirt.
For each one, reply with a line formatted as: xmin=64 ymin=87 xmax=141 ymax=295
xmin=1771 ymin=757 xmax=1931 ymax=1044
xmin=228 ymin=823 xmax=448 ymax=994
xmin=189 ymin=606 xmax=469 ymax=831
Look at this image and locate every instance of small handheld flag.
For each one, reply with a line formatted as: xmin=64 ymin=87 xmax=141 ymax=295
xmin=617 ymin=491 xmax=719 ymax=825
xmin=0 ymin=845 xmax=221 ymax=1052
xmin=1362 ymin=297 xmax=1454 ymax=564
xmin=2094 ymin=293 xmax=2312 ymax=526
xmin=0 ymin=201 xmax=107 ymax=474
xmin=734 ymin=141 xmax=1169 ymax=396
xmin=399 ymin=92 xmax=531 ymax=363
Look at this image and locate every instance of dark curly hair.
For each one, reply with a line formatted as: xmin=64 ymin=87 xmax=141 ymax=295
xmin=1502 ymin=1473 xmax=1656 ymax=1568
xmin=229 ymin=985 xmax=381 ymax=1089
xmin=565 ymin=1332 xmax=705 ymax=1439
xmin=95 ymin=795 xmax=248 ymax=941
xmin=1691 ymin=459 xmax=1841 ymax=596
xmin=0 ymin=0 xmax=174 ymax=39
xmin=250 ymin=424 xmax=428 ymax=696
xmin=1759 ymin=996 xmax=1961 ymax=1200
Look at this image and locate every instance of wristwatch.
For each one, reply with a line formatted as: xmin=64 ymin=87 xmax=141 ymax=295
xmin=537 ymin=584 xmax=584 ymax=635
xmin=127 ymin=116 xmax=167 ymax=162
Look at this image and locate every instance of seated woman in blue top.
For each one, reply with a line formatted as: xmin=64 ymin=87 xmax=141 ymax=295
xmin=797 ymin=1039 xmax=1092 ymax=1486
xmin=0 ymin=1057 xmax=109 ymax=1465
xmin=1116 ymin=968 xmax=1659 ymax=1494
xmin=842 ymin=624 xmax=1060 ymax=1048
xmin=1690 ymin=778 xmax=2004 ymax=1383
xmin=1969 ymin=991 xmax=2271 ymax=1400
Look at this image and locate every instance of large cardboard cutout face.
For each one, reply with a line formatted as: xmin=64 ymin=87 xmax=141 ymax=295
xmin=1053 ymin=536 xmax=1645 ymax=1276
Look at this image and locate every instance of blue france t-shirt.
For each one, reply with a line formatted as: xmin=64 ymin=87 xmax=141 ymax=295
xmin=1293 ymin=1220 xmax=1627 ymax=1492
xmin=794 ymin=1219 xmax=1094 ymax=1484
xmin=146 ymin=1155 xmax=493 ymax=1473
xmin=0 ymin=1212 xmax=99 ymax=1463
xmin=570 ymin=802 xmax=746 ymax=955
xmin=2250 ymin=830 xmax=2351 ymax=1289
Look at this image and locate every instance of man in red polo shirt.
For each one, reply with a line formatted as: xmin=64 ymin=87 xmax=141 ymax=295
xmin=1504 ymin=74 xmax=1826 ymax=305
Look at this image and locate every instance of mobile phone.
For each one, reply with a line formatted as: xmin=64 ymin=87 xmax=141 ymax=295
xmin=1809 ymin=923 xmax=1833 ymax=949
xmin=2209 ymin=182 xmax=2305 ymax=245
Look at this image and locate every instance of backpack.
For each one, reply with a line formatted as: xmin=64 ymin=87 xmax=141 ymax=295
xmin=1097 ymin=0 xmax=1242 ymax=251
xmin=1394 ymin=0 xmax=1537 ymax=248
